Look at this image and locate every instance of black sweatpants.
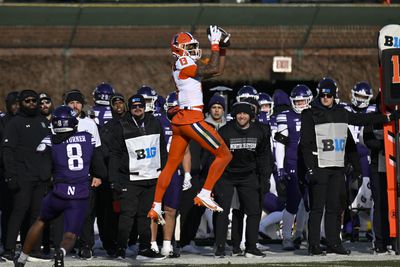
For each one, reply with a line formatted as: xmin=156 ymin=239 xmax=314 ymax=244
xmin=178 ymin=175 xmax=205 ymax=248
xmin=370 ymin=171 xmax=390 ymax=249
xmin=5 ymin=180 xmax=47 ymax=251
xmin=308 ymin=167 xmax=346 ymax=247
xmin=117 ymin=180 xmax=156 ymax=250
xmin=214 ymin=171 xmax=261 ymax=250
xmin=96 ymin=182 xmax=118 ymax=252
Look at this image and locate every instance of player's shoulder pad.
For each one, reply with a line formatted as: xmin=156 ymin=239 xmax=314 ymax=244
xmin=276 ymin=112 xmax=288 ymax=123
xmin=37 ymin=135 xmax=52 ymax=152
xmin=175 ymin=56 xmax=196 ymax=70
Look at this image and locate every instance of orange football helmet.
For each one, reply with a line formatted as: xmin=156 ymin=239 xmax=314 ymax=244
xmin=171 ymin=32 xmax=202 ymax=60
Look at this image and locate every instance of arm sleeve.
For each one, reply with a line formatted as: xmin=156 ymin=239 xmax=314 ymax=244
xmin=299 ymin=109 xmax=317 ymax=170
xmin=90 ymin=146 xmax=107 ymax=180
xmin=347 ymin=111 xmax=389 ymax=126
xmin=363 ymin=124 xmax=384 ymax=153
xmin=275 ymin=115 xmax=288 ymax=169
xmin=157 ymin=120 xmax=168 ymax=169
xmin=2 ymin=120 xmax=18 ymax=179
xmin=108 ymin=123 xmax=125 ymax=184
xmin=256 ymin=126 xmax=272 ymax=194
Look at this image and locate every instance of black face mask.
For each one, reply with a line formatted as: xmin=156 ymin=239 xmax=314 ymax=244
xmin=19 ymin=102 xmax=38 ymax=116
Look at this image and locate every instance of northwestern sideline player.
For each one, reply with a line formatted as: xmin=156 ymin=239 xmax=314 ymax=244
xmin=14 ymin=106 xmax=106 ymax=267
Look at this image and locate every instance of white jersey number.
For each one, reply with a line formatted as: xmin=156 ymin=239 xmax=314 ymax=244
xmin=66 ymin=143 xmax=84 ymax=171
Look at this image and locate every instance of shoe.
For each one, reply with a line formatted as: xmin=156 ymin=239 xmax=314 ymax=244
xmin=160 ymin=244 xmax=172 ymax=256
xmin=78 ymin=247 xmax=93 ymax=260
xmin=180 ymin=242 xmax=202 ymax=254
xmin=127 ymin=244 xmax=139 ymax=256
xmin=214 ymin=245 xmax=225 ymax=258
xmin=293 ymin=236 xmax=302 ymax=249
xmin=282 ymin=238 xmax=295 ymax=251
xmin=53 ymin=248 xmax=64 ymax=267
xmin=194 ymin=194 xmax=223 ymax=212
xmin=13 ymin=259 xmax=25 ymax=266
xmin=232 ymin=247 xmax=243 ymax=256
xmin=373 ymin=246 xmax=389 ymax=255
xmin=1 ymin=249 xmax=15 ymax=261
xmin=147 ymin=207 xmax=166 ymax=225
xmin=258 ymin=231 xmax=272 ymax=240
xmin=308 ymin=245 xmax=325 ymax=256
xmin=326 ymin=244 xmax=351 ymax=255
xmin=27 ymin=252 xmax=52 ymax=262
xmin=161 ymin=245 xmax=180 ymax=258
xmin=244 ymin=248 xmax=266 ymax=258
xmin=114 ymin=248 xmax=125 ymax=259
xmin=137 ymin=248 xmax=166 ymax=260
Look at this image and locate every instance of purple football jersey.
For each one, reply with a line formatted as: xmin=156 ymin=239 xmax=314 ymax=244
xmin=154 ymin=111 xmax=173 ymax=145
xmin=40 ymin=131 xmax=95 ymax=199
xmin=276 ymin=109 xmax=301 ymax=166
xmin=93 ymin=105 xmax=113 ymax=126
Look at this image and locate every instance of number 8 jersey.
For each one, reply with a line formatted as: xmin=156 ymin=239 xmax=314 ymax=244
xmin=38 ymin=131 xmax=95 ymax=185
xmin=173 ymin=55 xmax=203 ymax=108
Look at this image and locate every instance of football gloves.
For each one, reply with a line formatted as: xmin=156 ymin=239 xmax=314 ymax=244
xmin=207 ymin=25 xmax=231 ymax=48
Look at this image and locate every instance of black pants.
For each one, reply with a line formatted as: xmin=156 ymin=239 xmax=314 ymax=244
xmin=178 ymin=176 xmax=205 ymax=247
xmin=96 ymin=182 xmax=118 ymax=252
xmin=117 ymin=180 xmax=155 ymax=250
xmin=308 ymin=167 xmax=345 ymax=247
xmin=214 ymin=171 xmax=261 ymax=250
xmin=370 ymin=171 xmax=390 ymax=249
xmin=5 ymin=180 xmax=47 ymax=251
xmin=0 ymin=177 xmax=13 ymax=246
xmin=76 ymin=187 xmax=97 ymax=250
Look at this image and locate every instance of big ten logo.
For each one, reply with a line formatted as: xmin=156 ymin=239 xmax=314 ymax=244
xmin=135 ymin=147 xmax=157 ymax=160
xmin=384 ymin=35 xmax=400 ymax=48
xmin=321 ymin=138 xmax=345 ymax=152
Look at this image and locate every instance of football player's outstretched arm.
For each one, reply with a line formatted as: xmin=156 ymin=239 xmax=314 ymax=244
xmin=197 ymin=25 xmax=226 ymax=79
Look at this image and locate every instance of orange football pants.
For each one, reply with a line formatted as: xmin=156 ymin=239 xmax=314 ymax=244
xmin=154 ymin=120 xmax=232 ymax=203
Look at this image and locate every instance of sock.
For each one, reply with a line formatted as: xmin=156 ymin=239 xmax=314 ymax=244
xmin=18 ymin=252 xmax=28 ymax=264
xmin=199 ymin=188 xmax=211 ymax=197
xmin=151 ymin=241 xmax=159 ymax=252
xmin=163 ymin=240 xmax=171 ymax=249
xmin=282 ymin=209 xmax=295 ymax=240
xmin=61 ymin=248 xmax=66 ymax=257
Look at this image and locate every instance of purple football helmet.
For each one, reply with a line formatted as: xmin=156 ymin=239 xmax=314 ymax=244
xmin=165 ymin=91 xmax=179 ymax=110
xmin=351 ymin=81 xmax=373 ymax=108
xmin=258 ymin=92 xmax=274 ymax=115
xmin=290 ymin=84 xmax=313 ymax=114
xmin=51 ymin=105 xmax=78 ymax=133
xmin=93 ymin=82 xmax=115 ymax=106
xmin=137 ymin=85 xmax=158 ymax=112
xmin=236 ymin=85 xmax=259 ymax=102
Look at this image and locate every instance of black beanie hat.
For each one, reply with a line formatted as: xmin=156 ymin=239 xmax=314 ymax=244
xmin=5 ymin=91 xmax=19 ymax=105
xmin=232 ymin=102 xmax=254 ymax=118
xmin=111 ymin=93 xmax=125 ymax=105
xmin=128 ymin=94 xmax=145 ymax=109
xmin=208 ymin=93 xmax=226 ymax=111
xmin=64 ymin=90 xmax=85 ymax=105
xmin=18 ymin=89 xmax=38 ymax=103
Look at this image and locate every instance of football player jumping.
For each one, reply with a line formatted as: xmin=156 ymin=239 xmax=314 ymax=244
xmin=148 ymin=26 xmax=232 ymax=224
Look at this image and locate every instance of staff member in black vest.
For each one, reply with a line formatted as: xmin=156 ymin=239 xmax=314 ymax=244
xmin=108 ymin=94 xmax=167 ymax=260
xmin=300 ymin=78 xmax=397 ymax=256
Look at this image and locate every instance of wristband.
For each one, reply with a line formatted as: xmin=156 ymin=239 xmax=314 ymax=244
xmin=211 ymin=44 xmax=220 ymax=52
